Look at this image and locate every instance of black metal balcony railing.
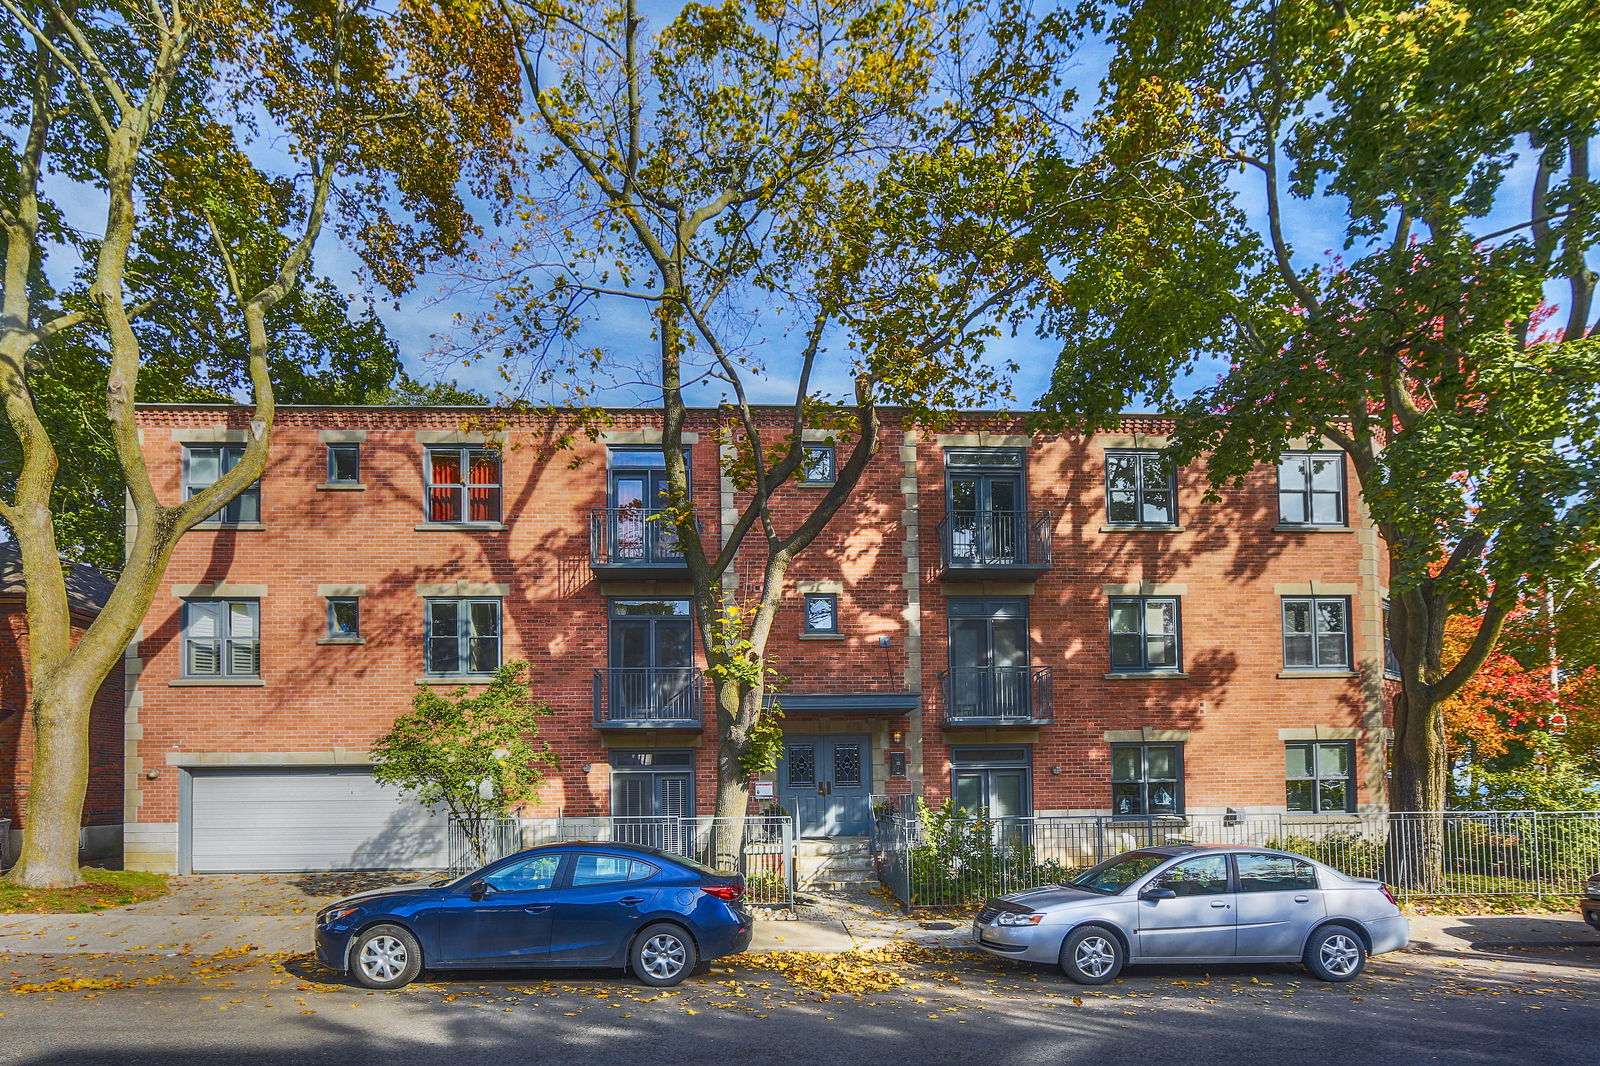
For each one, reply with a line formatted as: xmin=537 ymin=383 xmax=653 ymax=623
xmin=593 ymin=667 xmax=704 ymax=726
xmin=940 ymin=665 xmax=1053 ymax=725
xmin=589 ymin=506 xmax=690 ymax=573
xmin=937 ymin=510 xmax=1052 ymax=576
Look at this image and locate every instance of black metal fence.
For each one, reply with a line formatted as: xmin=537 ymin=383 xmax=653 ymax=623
xmin=873 ymin=807 xmax=1600 ymax=908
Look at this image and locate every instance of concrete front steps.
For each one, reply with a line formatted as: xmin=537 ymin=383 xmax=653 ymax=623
xmin=794 ymin=836 xmax=878 ymax=891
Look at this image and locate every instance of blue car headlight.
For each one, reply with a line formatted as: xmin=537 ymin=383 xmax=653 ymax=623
xmin=319 ymin=906 xmax=362 ymax=927
xmin=992 ymin=911 xmax=1043 ymax=927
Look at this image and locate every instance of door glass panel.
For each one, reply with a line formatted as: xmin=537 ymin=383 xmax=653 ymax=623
xmin=1156 ymin=855 xmax=1228 ymax=897
xmin=615 ymin=774 xmax=653 ymax=817
xmin=658 ymin=774 xmax=691 ymax=817
xmin=950 ymin=620 xmax=983 ymax=668
xmin=655 ymin=621 xmax=692 ymax=667
xmin=954 ymin=772 xmax=983 ymax=816
xmin=833 ymin=744 xmax=863 ymax=788
xmin=786 ymin=745 xmax=815 ymax=788
xmin=990 ymin=771 xmax=1025 ymax=819
xmin=991 ymin=619 xmax=1025 ymax=667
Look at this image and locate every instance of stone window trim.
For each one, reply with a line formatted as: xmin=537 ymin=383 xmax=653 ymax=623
xmin=414 ymin=429 xmax=510 ymax=445
xmin=171 ymin=583 xmax=269 ymax=599
xmin=415 ymin=582 xmax=510 ymax=598
xmin=598 ymin=430 xmax=701 ymax=445
xmin=1102 ymin=582 xmax=1189 ymax=597
xmin=318 ymin=430 xmax=368 ymax=443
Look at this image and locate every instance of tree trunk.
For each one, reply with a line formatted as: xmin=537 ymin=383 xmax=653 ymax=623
xmin=1386 ymin=681 xmax=1448 ymax=891
xmin=710 ymin=678 xmax=759 ymax=870
xmin=6 ymin=675 xmax=97 ymax=888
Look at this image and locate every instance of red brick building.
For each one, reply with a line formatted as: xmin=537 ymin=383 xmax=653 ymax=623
xmin=123 ymin=404 xmax=1392 ymax=874
xmin=0 ymin=545 xmax=124 ymax=865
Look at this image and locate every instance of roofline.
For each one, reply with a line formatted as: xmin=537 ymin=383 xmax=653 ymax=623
xmin=132 ymin=402 xmax=1181 ymax=419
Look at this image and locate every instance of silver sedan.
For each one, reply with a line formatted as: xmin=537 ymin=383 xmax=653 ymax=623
xmin=973 ymin=844 xmax=1409 ymax=984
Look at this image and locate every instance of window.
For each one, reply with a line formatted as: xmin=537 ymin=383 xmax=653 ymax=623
xmin=611 ymin=750 xmax=694 ymax=845
xmin=947 ymin=597 xmax=1033 ymax=719
xmin=1153 ymin=854 xmax=1229 ymax=897
xmin=1105 ymin=450 xmax=1176 ymax=525
xmin=183 ymin=599 xmax=260 ymax=678
xmin=184 ymin=444 xmax=260 ymax=525
xmin=1108 ymin=596 xmax=1181 ymax=672
xmin=800 ymin=443 xmax=836 ymax=485
xmin=946 ymin=449 xmax=1025 ymax=566
xmin=951 ymin=746 xmax=1030 ymax=820
xmin=1286 ymin=741 xmax=1355 ymax=813
xmin=571 ymin=855 xmax=656 ymax=887
xmin=1282 ymin=596 xmax=1351 ymax=670
xmin=425 ymin=598 xmax=501 ymax=675
xmin=1277 ymin=452 xmax=1346 ymax=526
xmin=326 ymin=443 xmax=360 ymax=484
xmin=485 ymin=854 xmax=561 ymax=892
xmin=327 ymin=598 xmax=360 ymax=639
xmin=803 ymin=593 xmax=838 ymax=634
xmin=426 ymin=446 xmax=501 ymax=523
xmin=1111 ymin=743 xmax=1182 ymax=817
xmin=1383 ymin=599 xmax=1400 ymax=678
xmin=607 ymin=448 xmax=686 ymax=562
xmin=1236 ymin=852 xmax=1318 ymax=892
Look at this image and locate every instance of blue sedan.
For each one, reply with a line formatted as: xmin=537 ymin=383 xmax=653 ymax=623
xmin=314 ymin=841 xmax=753 ymax=989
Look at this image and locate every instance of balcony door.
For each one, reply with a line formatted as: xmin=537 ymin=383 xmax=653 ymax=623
xmin=947 ymin=450 xmax=1024 ymax=565
xmin=609 ymin=449 xmax=681 ymax=563
xmin=611 ymin=750 xmax=695 ymax=851
xmin=949 ymin=597 xmax=1030 ymax=719
xmin=608 ymin=600 xmax=693 ymax=721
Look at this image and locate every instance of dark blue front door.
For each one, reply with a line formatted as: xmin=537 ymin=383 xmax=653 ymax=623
xmin=546 ymin=853 xmax=659 ymax=963
xmin=436 ymin=853 xmax=563 ymax=965
xmin=777 ymin=734 xmax=871 ymax=837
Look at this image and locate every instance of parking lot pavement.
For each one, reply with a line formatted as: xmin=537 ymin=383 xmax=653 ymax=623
xmin=0 ymin=929 xmax=1594 ymax=1066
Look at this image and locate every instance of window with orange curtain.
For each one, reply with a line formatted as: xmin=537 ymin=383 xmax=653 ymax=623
xmin=425 ymin=446 xmax=500 ymax=523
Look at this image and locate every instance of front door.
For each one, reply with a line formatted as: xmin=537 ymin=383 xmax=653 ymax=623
xmin=777 ymin=734 xmax=871 ymax=837
xmin=435 ymin=852 xmax=565 ymax=966
xmin=1135 ymin=854 xmax=1237 ymax=959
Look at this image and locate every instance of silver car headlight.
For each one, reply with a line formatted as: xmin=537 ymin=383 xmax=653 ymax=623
xmin=993 ymin=911 xmax=1043 ymax=927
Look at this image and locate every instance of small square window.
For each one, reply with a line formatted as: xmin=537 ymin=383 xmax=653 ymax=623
xmin=800 ymin=444 xmax=836 ymax=485
xmin=327 ymin=444 xmax=360 ymax=484
xmin=327 ymin=598 xmax=360 ymax=639
xmin=803 ymin=593 xmax=838 ymax=634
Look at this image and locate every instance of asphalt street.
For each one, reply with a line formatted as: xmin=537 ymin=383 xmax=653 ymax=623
xmin=2 ymin=935 xmax=1595 ymax=1066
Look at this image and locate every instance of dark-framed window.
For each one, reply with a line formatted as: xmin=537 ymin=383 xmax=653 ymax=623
xmin=1108 ymin=596 xmax=1181 ymax=672
xmin=610 ymin=749 xmax=695 ymax=823
xmin=1111 ymin=742 xmax=1183 ymax=817
xmin=1383 ymin=599 xmax=1400 ymax=678
xmin=950 ymin=746 xmax=1031 ymax=820
xmin=183 ymin=444 xmax=260 ymax=525
xmin=1282 ymin=596 xmax=1352 ymax=670
xmin=800 ymin=443 xmax=836 ymax=485
xmin=327 ymin=443 xmax=360 ymax=484
xmin=425 ymin=446 xmax=501 ymax=523
xmin=1286 ymin=741 xmax=1355 ymax=813
xmin=182 ymin=599 xmax=260 ymax=678
xmin=803 ymin=593 xmax=838 ymax=634
xmin=424 ymin=597 xmax=501 ymax=676
xmin=327 ymin=598 xmax=360 ymax=639
xmin=1277 ymin=451 xmax=1346 ymax=526
xmin=1104 ymin=450 xmax=1176 ymax=525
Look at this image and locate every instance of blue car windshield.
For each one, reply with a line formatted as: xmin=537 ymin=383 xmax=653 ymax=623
xmin=1069 ymin=851 xmax=1170 ymax=895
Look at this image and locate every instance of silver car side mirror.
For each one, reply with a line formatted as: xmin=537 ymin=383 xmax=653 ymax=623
xmin=1139 ymin=885 xmax=1177 ymax=901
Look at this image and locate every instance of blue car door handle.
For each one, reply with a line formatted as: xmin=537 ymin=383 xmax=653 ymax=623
xmin=523 ymin=905 xmax=551 ymax=914
xmin=618 ymin=896 xmax=646 ymax=906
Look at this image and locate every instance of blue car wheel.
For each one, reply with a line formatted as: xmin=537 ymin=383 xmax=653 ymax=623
xmin=631 ymin=923 xmax=697 ymax=987
xmin=351 ymin=924 xmax=424 ymax=990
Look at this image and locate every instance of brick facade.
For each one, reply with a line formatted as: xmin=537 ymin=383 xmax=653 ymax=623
xmin=124 ymin=405 xmax=1392 ymax=873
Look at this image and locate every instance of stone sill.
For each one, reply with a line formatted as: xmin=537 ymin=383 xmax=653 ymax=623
xmin=169 ymin=677 xmax=265 ymax=687
xmin=414 ymin=522 xmax=508 ymax=532
xmin=1277 ymin=670 xmax=1360 ymax=679
xmin=415 ymin=676 xmax=495 ymax=685
xmin=797 ymin=632 xmax=845 ymax=641
xmin=193 ymin=523 xmax=266 ymax=532
xmin=795 ymin=481 xmax=836 ymax=490
xmin=1272 ymin=524 xmax=1352 ymax=534
xmin=1103 ymin=671 xmax=1190 ymax=680
xmin=1099 ymin=524 xmax=1185 ymax=533
xmin=317 ymin=637 xmax=367 ymax=645
xmin=316 ymin=482 xmax=367 ymax=491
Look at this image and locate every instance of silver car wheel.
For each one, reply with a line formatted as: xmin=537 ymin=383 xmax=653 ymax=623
xmin=641 ymin=933 xmax=687 ymax=980
xmin=1319 ymin=933 xmax=1361 ymax=977
xmin=359 ymin=935 xmax=408 ymax=983
xmin=1074 ymin=934 xmax=1117 ymax=979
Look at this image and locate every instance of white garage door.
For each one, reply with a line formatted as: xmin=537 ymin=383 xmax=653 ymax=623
xmin=188 ymin=768 xmax=448 ymax=873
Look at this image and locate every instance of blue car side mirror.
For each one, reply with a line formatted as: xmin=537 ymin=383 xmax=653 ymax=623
xmin=469 ymin=880 xmax=491 ymax=901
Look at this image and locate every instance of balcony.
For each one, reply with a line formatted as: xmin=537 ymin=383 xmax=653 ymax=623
xmin=589 ymin=507 xmax=692 ymax=580
xmin=936 ymin=510 xmax=1052 ymax=579
xmin=593 ymin=668 xmax=704 ymax=728
xmin=940 ymin=665 xmax=1053 ymax=726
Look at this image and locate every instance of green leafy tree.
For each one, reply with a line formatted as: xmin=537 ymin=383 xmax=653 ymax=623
xmin=1050 ymin=1 xmax=1600 ymax=881
xmin=473 ymin=0 xmax=1223 ymax=857
xmin=372 ymin=662 xmax=558 ymax=867
xmin=0 ymin=0 xmax=516 ymax=887
xmin=365 ymin=372 xmax=490 ymax=407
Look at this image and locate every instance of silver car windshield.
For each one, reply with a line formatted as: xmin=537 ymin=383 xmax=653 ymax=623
xmin=1069 ymin=851 xmax=1170 ymax=894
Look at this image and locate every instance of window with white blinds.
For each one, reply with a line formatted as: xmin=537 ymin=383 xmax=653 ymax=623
xmin=183 ymin=599 xmax=260 ymax=679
